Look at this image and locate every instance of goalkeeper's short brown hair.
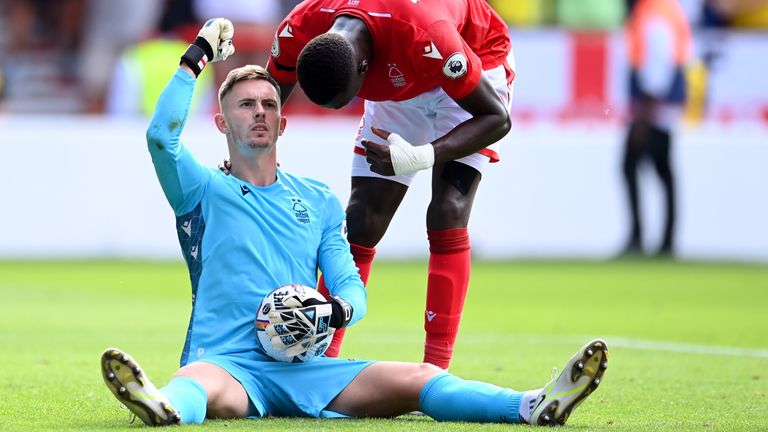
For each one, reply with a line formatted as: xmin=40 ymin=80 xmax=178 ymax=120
xmin=218 ymin=65 xmax=281 ymax=106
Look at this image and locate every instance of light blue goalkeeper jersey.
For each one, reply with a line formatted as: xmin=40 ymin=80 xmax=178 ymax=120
xmin=147 ymin=69 xmax=367 ymax=366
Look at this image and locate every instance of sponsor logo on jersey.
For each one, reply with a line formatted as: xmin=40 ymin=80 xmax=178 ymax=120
xmin=423 ymin=42 xmax=442 ymax=59
xmin=348 ymin=0 xmax=360 ymax=5
xmin=388 ymin=63 xmax=406 ymax=87
xmin=190 ymin=244 xmax=199 ymax=260
xmin=241 ymin=185 xmax=251 ymax=196
xmin=443 ymin=52 xmax=468 ymax=79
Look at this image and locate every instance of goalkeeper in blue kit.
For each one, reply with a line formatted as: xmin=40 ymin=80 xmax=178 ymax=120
xmin=101 ymin=18 xmax=608 ymax=427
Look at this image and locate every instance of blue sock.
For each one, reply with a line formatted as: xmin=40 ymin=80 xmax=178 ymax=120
xmin=160 ymin=376 xmax=208 ymax=424
xmin=419 ymin=373 xmax=523 ymax=423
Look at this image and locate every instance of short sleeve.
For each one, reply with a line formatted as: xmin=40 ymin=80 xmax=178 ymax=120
xmin=419 ymin=20 xmax=483 ymax=100
xmin=266 ymin=19 xmax=301 ymax=84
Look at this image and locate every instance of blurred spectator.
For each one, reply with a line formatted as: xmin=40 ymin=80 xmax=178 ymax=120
xmin=621 ymin=0 xmax=692 ymax=257
xmin=701 ymin=0 xmax=733 ymax=25
xmin=0 ymin=0 xmax=85 ymax=112
xmin=78 ymin=0 xmax=163 ymax=113
xmin=104 ymin=0 xmax=214 ymax=116
xmin=706 ymin=0 xmax=768 ymax=28
xmin=557 ymin=0 xmax=626 ymax=29
xmin=487 ymin=0 xmax=556 ymax=27
xmin=1 ymin=0 xmax=82 ymax=54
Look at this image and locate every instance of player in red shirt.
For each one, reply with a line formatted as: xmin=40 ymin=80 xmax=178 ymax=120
xmin=266 ymin=0 xmax=515 ymax=369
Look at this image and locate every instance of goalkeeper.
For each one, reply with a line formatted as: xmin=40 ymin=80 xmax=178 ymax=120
xmin=101 ymin=18 xmax=608 ymax=427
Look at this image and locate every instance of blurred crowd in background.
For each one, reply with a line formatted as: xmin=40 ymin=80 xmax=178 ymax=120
xmin=0 ymin=0 xmax=766 ymax=116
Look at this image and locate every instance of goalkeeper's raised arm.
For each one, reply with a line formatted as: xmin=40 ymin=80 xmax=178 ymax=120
xmin=146 ymin=18 xmax=235 ymax=216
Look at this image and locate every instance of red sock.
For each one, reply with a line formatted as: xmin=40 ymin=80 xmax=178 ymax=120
xmin=423 ymin=228 xmax=471 ymax=369
xmin=317 ymin=243 xmax=376 ymax=357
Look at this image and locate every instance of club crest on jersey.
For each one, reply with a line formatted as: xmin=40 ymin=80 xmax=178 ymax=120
xmin=388 ymin=63 xmax=406 ymax=88
xmin=291 ymin=198 xmax=310 ymax=224
xmin=443 ymin=52 xmax=468 ymax=79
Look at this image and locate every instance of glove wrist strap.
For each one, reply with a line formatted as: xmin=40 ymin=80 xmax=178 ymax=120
xmin=180 ymin=37 xmax=214 ymax=77
xmin=330 ymin=296 xmax=353 ymax=329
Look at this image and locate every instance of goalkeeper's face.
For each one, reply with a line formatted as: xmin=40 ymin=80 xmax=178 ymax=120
xmin=218 ymin=79 xmax=287 ymax=152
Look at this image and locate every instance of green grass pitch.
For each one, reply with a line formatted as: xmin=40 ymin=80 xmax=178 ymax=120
xmin=1 ymin=259 xmax=766 ymax=431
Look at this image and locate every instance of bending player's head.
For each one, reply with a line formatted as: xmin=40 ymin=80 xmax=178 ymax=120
xmin=297 ymin=33 xmax=365 ymax=109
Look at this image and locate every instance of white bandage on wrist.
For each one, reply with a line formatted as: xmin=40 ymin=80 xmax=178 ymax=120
xmin=387 ymin=133 xmax=435 ymax=175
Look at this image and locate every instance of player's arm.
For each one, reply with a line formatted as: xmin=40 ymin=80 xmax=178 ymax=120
xmin=437 ymin=75 xmax=512 ymax=160
xmin=396 ymin=73 xmax=512 ymax=163
xmin=265 ymin=16 xmax=299 ymax=108
xmin=317 ymin=193 xmax=367 ymax=327
xmin=361 ymin=75 xmax=510 ymax=176
xmin=317 ymin=222 xmax=366 ymax=329
xmin=147 ymin=18 xmax=235 ymax=215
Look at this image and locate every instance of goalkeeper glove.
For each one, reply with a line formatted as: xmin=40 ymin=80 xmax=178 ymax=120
xmin=180 ymin=18 xmax=235 ymax=77
xmin=265 ymin=294 xmax=352 ymax=357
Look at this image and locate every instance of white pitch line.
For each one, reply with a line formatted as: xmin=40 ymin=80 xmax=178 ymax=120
xmin=499 ymin=335 xmax=768 ymax=359
xmin=367 ymin=334 xmax=768 ymax=359
xmin=605 ymin=337 xmax=768 ymax=359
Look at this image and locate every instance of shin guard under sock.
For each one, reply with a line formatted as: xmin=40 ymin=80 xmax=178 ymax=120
xmin=420 ymin=373 xmax=523 ymax=423
xmin=160 ymin=376 xmax=208 ymax=424
xmin=424 ymin=228 xmax=470 ymax=369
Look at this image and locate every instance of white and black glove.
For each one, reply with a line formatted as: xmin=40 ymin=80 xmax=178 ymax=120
xmin=265 ymin=293 xmax=352 ymax=357
xmin=180 ymin=18 xmax=235 ymax=77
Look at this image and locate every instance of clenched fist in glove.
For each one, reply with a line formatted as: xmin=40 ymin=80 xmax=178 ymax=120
xmin=181 ymin=18 xmax=235 ymax=77
xmin=265 ymin=289 xmax=353 ymax=358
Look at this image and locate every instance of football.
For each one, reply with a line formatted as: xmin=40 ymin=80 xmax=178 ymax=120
xmin=255 ymin=284 xmax=333 ymax=363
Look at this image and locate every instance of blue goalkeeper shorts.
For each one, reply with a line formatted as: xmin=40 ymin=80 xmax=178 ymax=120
xmin=200 ymin=352 xmax=375 ymax=418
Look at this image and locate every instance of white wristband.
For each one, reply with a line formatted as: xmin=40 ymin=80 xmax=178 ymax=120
xmin=387 ymin=133 xmax=435 ymax=175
